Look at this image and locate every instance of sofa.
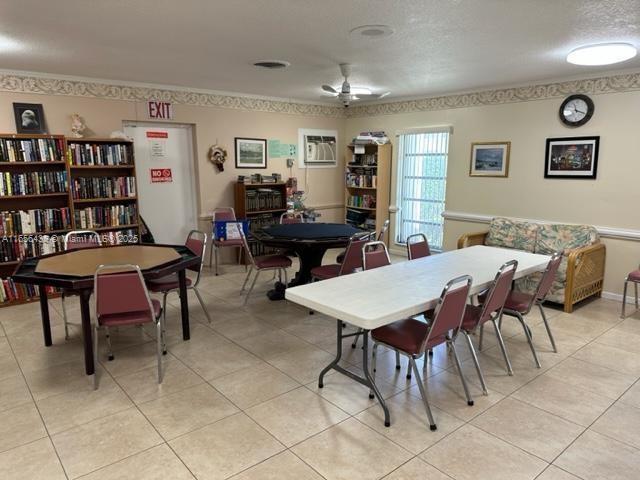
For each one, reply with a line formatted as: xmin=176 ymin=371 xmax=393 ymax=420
xmin=458 ymin=217 xmax=606 ymax=313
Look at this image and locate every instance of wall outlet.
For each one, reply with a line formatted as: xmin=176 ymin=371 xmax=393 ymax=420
xmin=286 ymin=158 xmax=294 ymax=168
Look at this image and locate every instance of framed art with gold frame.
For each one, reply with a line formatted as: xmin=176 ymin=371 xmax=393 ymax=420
xmin=469 ymin=141 xmax=511 ymax=177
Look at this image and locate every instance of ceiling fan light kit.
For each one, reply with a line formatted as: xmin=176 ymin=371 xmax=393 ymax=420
xmin=321 ymin=63 xmax=390 ymax=107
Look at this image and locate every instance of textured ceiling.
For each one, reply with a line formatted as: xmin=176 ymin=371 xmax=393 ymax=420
xmin=1 ymin=0 xmax=639 ymax=102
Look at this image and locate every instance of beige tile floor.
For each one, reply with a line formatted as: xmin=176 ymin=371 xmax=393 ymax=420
xmin=0 ymin=254 xmax=639 ymax=479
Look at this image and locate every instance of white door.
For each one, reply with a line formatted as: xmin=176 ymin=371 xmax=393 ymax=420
xmin=124 ymin=122 xmax=198 ymax=244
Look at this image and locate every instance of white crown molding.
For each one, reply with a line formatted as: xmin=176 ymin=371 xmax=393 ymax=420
xmin=0 ymin=70 xmax=345 ymax=118
xmin=442 ymin=210 xmax=640 ymax=242
xmin=346 ymin=71 xmax=640 ymax=118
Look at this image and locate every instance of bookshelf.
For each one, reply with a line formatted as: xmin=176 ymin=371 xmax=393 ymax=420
xmin=344 ymin=143 xmax=392 ymax=244
xmin=234 ymin=182 xmax=287 ymax=256
xmin=0 ymin=135 xmax=141 ymax=307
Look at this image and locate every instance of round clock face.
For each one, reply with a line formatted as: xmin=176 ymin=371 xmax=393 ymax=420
xmin=560 ymin=94 xmax=594 ymax=127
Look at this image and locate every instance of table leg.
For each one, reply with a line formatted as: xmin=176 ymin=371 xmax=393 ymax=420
xmin=318 ymin=319 xmax=391 ymax=427
xmin=38 ymin=285 xmax=52 ymax=347
xmin=79 ymin=289 xmax=94 ymax=375
xmin=178 ymin=269 xmax=190 ymax=341
xmin=291 ymin=247 xmax=328 ymax=286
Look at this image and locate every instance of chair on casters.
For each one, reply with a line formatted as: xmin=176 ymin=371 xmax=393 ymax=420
xmin=499 ymin=251 xmax=563 ymax=366
xmin=239 ymin=228 xmax=292 ymax=305
xmin=407 ymin=233 xmax=431 ymax=260
xmin=61 ymin=230 xmax=101 ymax=340
xmin=146 ymin=230 xmax=211 ymax=324
xmin=210 ymin=207 xmax=244 ymax=275
xmin=371 ymin=275 xmax=474 ymax=431
xmin=93 ymin=264 xmax=164 ymax=389
xmin=622 ymin=265 xmax=640 ymax=318
xmin=280 ymin=212 xmax=304 ymax=224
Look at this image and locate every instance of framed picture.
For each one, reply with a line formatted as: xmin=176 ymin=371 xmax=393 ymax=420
xmin=235 ymin=137 xmax=267 ymax=169
xmin=544 ymin=136 xmax=599 ymax=179
xmin=469 ymin=142 xmax=511 ymax=177
xmin=13 ymin=103 xmax=47 ymax=134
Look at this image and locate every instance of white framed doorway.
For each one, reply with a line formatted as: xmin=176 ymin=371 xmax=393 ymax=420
xmin=123 ymin=122 xmax=198 ymax=244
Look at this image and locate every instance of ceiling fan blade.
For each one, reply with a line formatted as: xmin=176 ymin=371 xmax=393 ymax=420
xmin=321 ymin=84 xmax=338 ymax=94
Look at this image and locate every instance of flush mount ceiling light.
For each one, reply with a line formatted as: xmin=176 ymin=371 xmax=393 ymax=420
xmin=567 ymin=43 xmax=637 ymax=66
xmin=350 ymin=24 xmax=394 ymax=38
xmin=253 ymin=60 xmax=290 ymax=69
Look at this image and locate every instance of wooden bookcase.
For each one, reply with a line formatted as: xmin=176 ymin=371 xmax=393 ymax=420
xmin=0 ymin=135 xmax=141 ymax=308
xmin=344 ymin=143 xmax=392 ymax=244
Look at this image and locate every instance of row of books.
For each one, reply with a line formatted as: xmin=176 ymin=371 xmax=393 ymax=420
xmin=245 ymin=189 xmax=284 ymax=212
xmin=347 ymin=194 xmax=376 ymax=209
xmin=74 ymin=204 xmax=137 ymax=229
xmin=349 ymin=153 xmax=378 ymax=166
xmin=0 ymin=280 xmax=57 ymax=304
xmin=345 ymin=171 xmax=377 ymax=188
xmin=0 ymin=171 xmax=68 ymax=196
xmin=0 ymin=208 xmax=72 ymax=236
xmin=71 ymin=176 xmax=136 ymax=200
xmin=0 ymin=234 xmax=64 ymax=263
xmin=0 ymin=138 xmax=65 ymax=163
xmin=68 ymin=143 xmax=132 ymax=166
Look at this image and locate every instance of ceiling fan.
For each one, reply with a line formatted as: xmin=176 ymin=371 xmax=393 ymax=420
xmin=322 ymin=63 xmax=389 ymax=107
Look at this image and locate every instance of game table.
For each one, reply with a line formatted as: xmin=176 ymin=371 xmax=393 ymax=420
xmin=11 ymin=244 xmax=201 ymax=375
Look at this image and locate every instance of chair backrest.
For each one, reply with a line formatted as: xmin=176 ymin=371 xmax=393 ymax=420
xmin=478 ymin=260 xmax=518 ymax=325
xmin=280 ymin=212 xmax=304 ymax=224
xmin=94 ymin=264 xmax=154 ymax=323
xmin=362 ymin=241 xmax=391 ymax=270
xmin=376 ymin=219 xmax=390 ymax=242
xmin=421 ymin=275 xmax=473 ymax=352
xmin=212 ymin=207 xmax=236 ymax=222
xmin=64 ymin=230 xmax=101 ymax=251
xmin=406 ymin=233 xmax=431 ymax=260
xmin=338 ymin=233 xmax=372 ymax=276
xmin=534 ymin=251 xmax=563 ymax=302
xmin=185 ymin=230 xmax=207 ymax=279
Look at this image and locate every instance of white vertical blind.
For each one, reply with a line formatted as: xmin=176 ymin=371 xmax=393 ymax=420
xmin=396 ymin=129 xmax=450 ymax=250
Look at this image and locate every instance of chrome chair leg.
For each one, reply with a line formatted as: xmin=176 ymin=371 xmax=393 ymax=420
xmin=156 ymin=320 xmax=163 ymax=384
xmin=244 ymin=270 xmax=260 ymax=305
xmin=160 ymin=307 xmax=167 ymax=355
xmin=537 ymin=302 xmax=557 ymax=353
xmin=622 ymin=280 xmax=628 ymax=318
xmin=193 ymin=287 xmax=212 ymax=323
xmin=92 ymin=323 xmax=99 ymax=390
xmin=395 ymin=351 xmax=401 ymax=370
xmin=409 ymin=356 xmax=437 ymax=431
xmin=105 ymin=326 xmax=114 ymax=361
xmin=478 ymin=323 xmax=484 ymax=350
xmin=61 ymin=293 xmax=70 ymax=340
xmin=515 ymin=312 xmax=541 ymax=368
xmin=450 ymin=339 xmax=474 ymax=406
xmin=492 ymin=318 xmax=513 ymax=375
xmin=463 ymin=331 xmax=488 ymax=395
xmin=240 ymin=267 xmax=253 ymax=294
xmin=214 ymin=247 xmax=219 ymax=276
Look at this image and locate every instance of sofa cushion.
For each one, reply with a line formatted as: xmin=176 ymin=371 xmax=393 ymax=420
xmin=535 ymin=223 xmax=598 ymax=255
xmin=485 ymin=217 xmax=538 ymax=252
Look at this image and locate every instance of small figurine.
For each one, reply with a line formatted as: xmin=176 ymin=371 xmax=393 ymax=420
xmin=70 ymin=114 xmax=86 ymax=138
xmin=208 ymin=144 xmax=227 ymax=172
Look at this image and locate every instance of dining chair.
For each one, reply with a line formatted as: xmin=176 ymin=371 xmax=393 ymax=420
xmin=622 ymin=264 xmax=640 ymax=318
xmin=210 ymin=207 xmax=244 ymax=275
xmin=93 ymin=264 xmax=164 ymax=389
xmin=239 ymin=226 xmax=292 ymax=304
xmin=407 ymin=233 xmax=431 ymax=260
xmin=458 ymin=260 xmax=518 ymax=395
xmin=61 ymin=230 xmax=101 ymax=340
xmin=146 ymin=230 xmax=211 ymax=323
xmin=336 ymin=220 xmax=389 ymax=263
xmin=499 ymin=251 xmax=563 ymax=367
xmin=376 ymin=219 xmax=390 ymax=242
xmin=371 ymin=275 xmax=474 ymax=431
xmin=279 ymin=212 xmax=304 ymax=224
xmin=311 ymin=232 xmax=372 ymax=281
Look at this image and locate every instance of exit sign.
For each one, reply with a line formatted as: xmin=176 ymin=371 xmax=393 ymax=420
xmin=147 ymin=100 xmax=173 ymax=120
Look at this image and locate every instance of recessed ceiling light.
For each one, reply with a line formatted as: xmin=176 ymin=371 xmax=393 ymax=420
xmin=253 ymin=60 xmax=290 ymax=69
xmin=350 ymin=25 xmax=394 ymax=38
xmin=567 ymin=43 xmax=637 ymax=66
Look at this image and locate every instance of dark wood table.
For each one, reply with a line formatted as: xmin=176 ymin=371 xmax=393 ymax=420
xmin=11 ymin=244 xmax=201 ymax=375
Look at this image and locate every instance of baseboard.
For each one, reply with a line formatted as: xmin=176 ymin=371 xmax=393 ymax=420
xmin=601 ymin=290 xmax=637 ymax=304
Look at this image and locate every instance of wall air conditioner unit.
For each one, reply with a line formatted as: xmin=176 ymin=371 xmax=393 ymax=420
xmin=304 ymin=134 xmax=337 ymax=166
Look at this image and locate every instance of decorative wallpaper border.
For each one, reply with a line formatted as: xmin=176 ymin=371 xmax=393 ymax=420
xmin=0 ymin=72 xmax=345 ymax=118
xmin=346 ymin=71 xmax=640 ymax=117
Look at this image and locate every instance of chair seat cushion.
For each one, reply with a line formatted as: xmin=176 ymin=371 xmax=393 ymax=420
xmin=372 ymin=318 xmax=446 ymax=355
xmin=99 ymin=299 xmax=161 ymax=327
xmin=310 ymin=264 xmax=341 ymax=280
xmin=254 ymin=255 xmax=292 ymax=269
xmin=146 ymin=274 xmax=192 ymax=292
xmin=628 ymin=270 xmax=640 ymax=282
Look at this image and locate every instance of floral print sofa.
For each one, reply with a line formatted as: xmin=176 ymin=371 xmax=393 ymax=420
xmin=458 ymin=217 xmax=606 ymax=312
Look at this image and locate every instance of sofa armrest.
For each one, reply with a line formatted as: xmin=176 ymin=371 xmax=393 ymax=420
xmin=564 ymin=243 xmax=606 ymax=312
xmin=457 ymin=231 xmax=488 ymax=249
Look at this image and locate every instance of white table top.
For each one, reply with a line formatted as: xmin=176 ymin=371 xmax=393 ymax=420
xmin=285 ymin=245 xmax=550 ymax=330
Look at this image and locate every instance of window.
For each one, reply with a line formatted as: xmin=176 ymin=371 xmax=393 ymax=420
xmin=396 ymin=127 xmax=451 ymax=251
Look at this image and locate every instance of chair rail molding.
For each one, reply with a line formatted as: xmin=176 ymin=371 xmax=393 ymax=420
xmin=442 ymin=210 xmax=640 ymax=242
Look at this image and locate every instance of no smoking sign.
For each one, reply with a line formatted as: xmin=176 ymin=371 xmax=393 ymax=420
xmin=150 ymin=168 xmax=173 ymax=183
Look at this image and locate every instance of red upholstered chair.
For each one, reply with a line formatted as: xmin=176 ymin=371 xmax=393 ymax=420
xmin=371 ymin=275 xmax=474 ymax=431
xmin=407 ymin=233 xmax=431 ymax=260
xmin=311 ymin=232 xmax=372 ymax=281
xmin=458 ymin=260 xmax=517 ymax=395
xmin=239 ymin=228 xmax=292 ymax=305
xmin=362 ymin=241 xmax=392 ymax=270
xmin=500 ymin=251 xmax=563 ymax=367
xmin=279 ymin=212 xmax=304 ymax=224
xmin=61 ymin=230 xmax=102 ymax=340
xmin=622 ymin=265 xmax=640 ymax=318
xmin=336 ymin=220 xmax=389 ymax=263
xmin=93 ymin=264 xmax=164 ymax=389
xmin=209 ymin=207 xmax=244 ymax=275
xmin=146 ymin=230 xmax=211 ymax=323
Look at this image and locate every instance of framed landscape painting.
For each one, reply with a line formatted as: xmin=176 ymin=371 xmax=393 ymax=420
xmin=544 ymin=136 xmax=599 ymax=179
xmin=235 ymin=137 xmax=267 ymax=169
xmin=469 ymin=142 xmax=510 ymax=177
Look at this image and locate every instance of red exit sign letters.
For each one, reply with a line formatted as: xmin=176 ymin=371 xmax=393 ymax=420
xmin=147 ymin=100 xmax=173 ymax=120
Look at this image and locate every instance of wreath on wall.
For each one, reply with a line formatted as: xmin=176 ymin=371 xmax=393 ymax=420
xmin=208 ymin=144 xmax=227 ymax=172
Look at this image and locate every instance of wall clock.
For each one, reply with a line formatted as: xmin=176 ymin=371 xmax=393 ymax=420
xmin=559 ymin=94 xmax=594 ymax=127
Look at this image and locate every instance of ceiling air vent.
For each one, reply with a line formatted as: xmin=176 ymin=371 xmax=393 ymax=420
xmin=253 ymin=60 xmax=290 ymax=69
